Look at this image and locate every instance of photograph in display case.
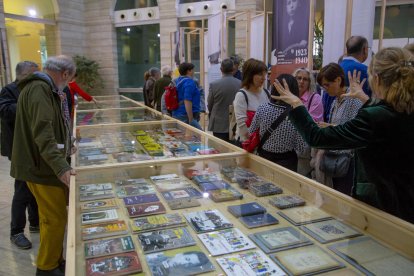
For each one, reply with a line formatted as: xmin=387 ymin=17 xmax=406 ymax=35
xmin=145 ymin=245 xmax=215 ymax=276
xmin=85 ymin=251 xmax=142 ymax=276
xmin=249 ymin=227 xmax=313 ymax=254
xmin=130 ymin=213 xmax=186 ymax=232
xmin=137 ymin=227 xmax=196 ymax=254
xmin=328 ymin=237 xmax=414 ymax=275
xmin=185 ymin=209 xmax=233 ymax=233
xmin=84 ymin=235 xmax=135 ymax=259
xmin=270 ymin=245 xmax=344 ymax=275
xmin=216 ymin=250 xmax=287 ymax=276
xmin=299 ymin=219 xmax=362 ymax=243
xmin=197 ymin=228 xmax=256 ymax=256
xmin=278 ymin=206 xmax=332 ymax=225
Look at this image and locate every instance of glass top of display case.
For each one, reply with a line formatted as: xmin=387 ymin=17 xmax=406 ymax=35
xmin=76 ymin=100 xmax=140 ymax=110
xmin=68 ymin=156 xmax=414 ymax=276
xmin=76 ymin=107 xmax=165 ymax=126
xmin=74 ymin=121 xmax=243 ymax=168
xmin=78 ymin=95 xmax=127 ymax=102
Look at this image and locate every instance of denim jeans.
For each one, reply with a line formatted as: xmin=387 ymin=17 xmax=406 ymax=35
xmin=173 ymin=112 xmax=202 ymax=130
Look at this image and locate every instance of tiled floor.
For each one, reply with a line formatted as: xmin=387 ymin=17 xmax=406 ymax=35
xmin=0 ymin=156 xmax=40 ymax=275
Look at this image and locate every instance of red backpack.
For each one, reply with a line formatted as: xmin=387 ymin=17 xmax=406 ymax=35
xmin=164 ymin=80 xmax=180 ymax=111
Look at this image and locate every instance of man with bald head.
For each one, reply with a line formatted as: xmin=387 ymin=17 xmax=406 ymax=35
xmin=11 ymin=55 xmax=76 ymax=276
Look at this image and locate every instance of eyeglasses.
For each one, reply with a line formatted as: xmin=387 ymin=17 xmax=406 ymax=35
xmin=296 ymin=76 xmax=310 ymax=82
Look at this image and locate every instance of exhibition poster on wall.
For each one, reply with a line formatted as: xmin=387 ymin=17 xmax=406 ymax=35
xmin=271 ymin=0 xmax=311 ymax=77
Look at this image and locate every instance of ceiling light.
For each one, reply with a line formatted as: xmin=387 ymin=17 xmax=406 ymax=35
xmin=28 ymin=9 xmax=37 ymax=17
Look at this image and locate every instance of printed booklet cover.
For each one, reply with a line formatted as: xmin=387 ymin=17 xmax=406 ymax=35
xmin=269 ymin=195 xmax=306 ymax=209
xmin=146 ymin=245 xmax=215 ymax=276
xmin=115 ymin=178 xmax=148 ymax=186
xmin=81 ymin=209 xmax=118 ymax=225
xmin=249 ymin=182 xmax=283 ymax=197
xmin=122 ymin=193 xmax=160 ymax=206
xmin=116 ymin=183 xmax=156 ymax=198
xmin=165 ymin=197 xmax=201 ymax=210
xmin=126 ymin=202 xmax=167 ymax=218
xmin=249 ymin=227 xmax=313 ymax=254
xmin=84 ymin=236 xmax=135 ymax=259
xmin=270 ymin=245 xmax=344 ymax=276
xmin=210 ymin=186 xmax=243 ymax=202
xmin=299 ymin=219 xmax=362 ymax=243
xmin=161 ymin=187 xmax=202 ymax=201
xmin=85 ymin=251 xmax=142 ymax=276
xmin=278 ymin=206 xmax=332 ymax=225
xmin=227 ymin=202 xmax=267 ymax=218
xmin=138 ymin=227 xmax=196 ymax=254
xmin=185 ymin=209 xmax=233 ymax=233
xmin=197 ymin=228 xmax=256 ymax=256
xmin=81 ymin=220 xmax=129 ymax=241
xmin=130 ymin=213 xmax=186 ymax=232
xmin=217 ymin=250 xmax=287 ymax=276
xmin=80 ymin=199 xmax=118 ymax=211
xmin=239 ymin=213 xmax=279 ymax=229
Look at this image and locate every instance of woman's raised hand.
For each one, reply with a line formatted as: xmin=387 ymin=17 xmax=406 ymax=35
xmin=272 ymin=79 xmax=304 ymax=108
xmin=341 ymin=70 xmax=369 ymax=104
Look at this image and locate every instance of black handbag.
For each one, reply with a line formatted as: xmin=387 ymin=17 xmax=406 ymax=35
xmin=320 ymin=151 xmax=352 ymax=177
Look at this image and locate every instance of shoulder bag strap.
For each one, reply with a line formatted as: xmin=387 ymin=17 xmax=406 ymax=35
xmin=237 ymin=89 xmax=249 ymax=106
xmin=258 ymin=106 xmax=291 ymax=149
xmin=307 ymin=92 xmax=316 ymax=110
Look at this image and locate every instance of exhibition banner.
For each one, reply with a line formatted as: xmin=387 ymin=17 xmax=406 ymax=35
xmin=250 ymin=14 xmax=265 ymax=61
xmin=271 ymin=0 xmax=311 ymax=77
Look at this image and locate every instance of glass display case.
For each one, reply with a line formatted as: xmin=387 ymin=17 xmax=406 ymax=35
xmin=76 ymin=107 xmax=165 ymax=126
xmin=74 ymin=120 xmax=244 ymax=168
xmin=67 ymin=155 xmax=414 ymax=276
xmin=77 ymin=100 xmax=140 ymax=111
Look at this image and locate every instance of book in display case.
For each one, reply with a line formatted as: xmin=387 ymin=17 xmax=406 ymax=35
xmin=66 ymin=98 xmax=414 ymax=276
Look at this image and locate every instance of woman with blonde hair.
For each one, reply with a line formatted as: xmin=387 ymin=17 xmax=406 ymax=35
xmin=273 ymin=47 xmax=414 ymax=223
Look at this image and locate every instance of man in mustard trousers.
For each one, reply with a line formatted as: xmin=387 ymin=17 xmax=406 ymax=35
xmin=11 ymin=55 xmax=76 ymax=276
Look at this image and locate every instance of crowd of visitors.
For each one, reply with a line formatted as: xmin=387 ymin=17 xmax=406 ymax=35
xmin=0 ymin=34 xmax=412 ymax=276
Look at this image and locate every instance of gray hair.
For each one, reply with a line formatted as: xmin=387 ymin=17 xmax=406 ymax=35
xmin=149 ymin=67 xmax=160 ymax=77
xmin=292 ymin=67 xmax=316 ymax=93
xmin=16 ymin=61 xmax=39 ymax=81
xmin=221 ymin=59 xmax=234 ymax=74
xmin=44 ymin=55 xmax=76 ymax=75
xmin=161 ymin=65 xmax=172 ymax=76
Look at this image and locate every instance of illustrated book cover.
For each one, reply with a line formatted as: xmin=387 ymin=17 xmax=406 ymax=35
xmin=161 ymin=187 xmax=202 ymax=201
xmin=122 ymin=193 xmax=159 ymax=206
xmin=126 ymin=202 xmax=166 ymax=218
xmin=270 ymin=245 xmax=344 ymax=276
xmin=185 ymin=209 xmax=233 ymax=233
xmin=165 ymin=197 xmax=201 ymax=210
xmin=197 ymin=228 xmax=256 ymax=256
xmin=130 ymin=213 xmax=186 ymax=232
xmin=81 ymin=220 xmax=128 ymax=241
xmin=216 ymin=250 xmax=287 ymax=276
xmin=198 ymin=180 xmax=231 ymax=192
xmin=85 ymin=251 xmax=142 ymax=276
xmin=81 ymin=209 xmax=119 ymax=225
xmin=278 ymin=206 xmax=332 ymax=225
xmin=249 ymin=182 xmax=283 ymax=197
xmin=116 ymin=183 xmax=156 ymax=198
xmin=138 ymin=227 xmax=196 ymax=254
xmin=299 ymin=219 xmax=362 ymax=243
xmin=209 ymin=186 xmax=243 ymax=202
xmin=146 ymin=245 xmax=215 ymax=276
xmin=239 ymin=213 xmax=279 ymax=229
xmin=269 ymin=195 xmax=306 ymax=209
xmin=80 ymin=199 xmax=118 ymax=211
xmin=249 ymin=227 xmax=313 ymax=254
xmin=84 ymin=236 xmax=135 ymax=259
xmin=227 ymin=202 xmax=267 ymax=218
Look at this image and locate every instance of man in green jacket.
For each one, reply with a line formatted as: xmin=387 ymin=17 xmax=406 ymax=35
xmin=11 ymin=55 xmax=76 ymax=276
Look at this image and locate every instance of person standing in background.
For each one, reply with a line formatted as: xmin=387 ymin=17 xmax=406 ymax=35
xmin=144 ymin=68 xmax=160 ymax=108
xmin=0 ymin=61 xmax=40 ymax=250
xmin=11 ymin=55 xmax=76 ymax=276
xmin=208 ymin=59 xmax=241 ymax=142
xmin=231 ymin=56 xmax=242 ymax=80
xmin=154 ymin=66 xmax=172 ymax=112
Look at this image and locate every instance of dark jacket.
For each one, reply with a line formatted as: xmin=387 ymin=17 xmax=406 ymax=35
xmin=10 ymin=72 xmax=72 ymax=186
xmin=0 ymin=81 xmax=19 ymax=159
xmin=289 ymin=102 xmax=414 ymax=223
xmin=153 ymin=75 xmax=172 ymax=112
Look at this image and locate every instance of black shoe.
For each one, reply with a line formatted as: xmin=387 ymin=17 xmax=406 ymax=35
xmin=10 ymin=233 xmax=32 ymax=249
xmin=36 ymin=267 xmax=65 ymax=276
xmin=29 ymin=225 xmax=40 ymax=233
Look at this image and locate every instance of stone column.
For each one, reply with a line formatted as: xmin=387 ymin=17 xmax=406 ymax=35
xmin=157 ymin=0 xmax=178 ymax=68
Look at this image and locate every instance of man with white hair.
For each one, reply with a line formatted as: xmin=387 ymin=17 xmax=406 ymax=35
xmin=0 ymin=61 xmax=40 ymax=250
xmin=11 ymin=55 xmax=76 ymax=276
xmin=154 ymin=65 xmax=173 ymax=112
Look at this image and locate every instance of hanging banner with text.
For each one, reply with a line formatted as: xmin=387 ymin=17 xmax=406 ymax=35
xmin=271 ymin=0 xmax=311 ymax=78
